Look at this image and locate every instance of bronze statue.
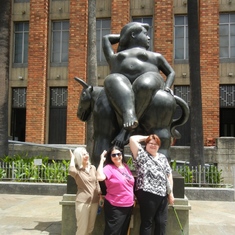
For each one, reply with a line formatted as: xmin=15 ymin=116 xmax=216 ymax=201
xmin=75 ymin=22 xmax=189 ymax=165
xmin=103 ymin=22 xmax=176 ymax=145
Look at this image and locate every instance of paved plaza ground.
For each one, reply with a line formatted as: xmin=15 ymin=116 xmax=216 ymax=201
xmin=0 ymin=194 xmax=235 ymax=235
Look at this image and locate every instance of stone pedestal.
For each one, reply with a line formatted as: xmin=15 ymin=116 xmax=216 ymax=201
xmin=63 ymin=173 xmax=189 ymax=234
xmin=60 ymin=194 xmax=191 ymax=235
xmin=59 ymin=194 xmax=76 ymax=235
xmin=129 ymin=197 xmax=191 ymax=235
xmin=59 ymin=194 xmax=105 ymax=235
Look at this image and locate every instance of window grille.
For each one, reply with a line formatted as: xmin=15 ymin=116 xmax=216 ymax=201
xmin=220 ymin=85 xmax=235 ymax=107
xmin=50 ymin=87 xmax=67 ymax=107
xmin=12 ymin=88 xmax=27 ymax=108
xmin=174 ymin=85 xmax=190 ymax=105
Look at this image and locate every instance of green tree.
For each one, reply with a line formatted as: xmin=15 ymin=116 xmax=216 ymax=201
xmin=0 ymin=0 xmax=10 ymax=157
xmin=188 ymin=0 xmax=204 ymax=166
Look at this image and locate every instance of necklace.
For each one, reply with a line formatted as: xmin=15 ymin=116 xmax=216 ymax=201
xmin=116 ymin=166 xmax=132 ymax=181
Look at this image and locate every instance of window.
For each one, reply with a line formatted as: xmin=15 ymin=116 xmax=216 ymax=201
xmin=220 ymin=85 xmax=235 ymax=137
xmin=174 ymin=15 xmax=188 ymax=60
xmin=173 ymin=85 xmax=191 ymax=146
xmin=14 ymin=22 xmax=29 ymax=65
xmin=96 ymin=19 xmax=111 ymax=65
xmin=133 ymin=17 xmax=153 ymax=51
xmin=219 ymin=13 xmax=235 ymax=59
xmin=11 ymin=88 xmax=27 ymax=141
xmin=49 ymin=87 xmax=67 ymax=144
xmin=51 ymin=21 xmax=69 ymax=64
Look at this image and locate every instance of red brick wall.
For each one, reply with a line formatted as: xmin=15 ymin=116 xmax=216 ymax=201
xmin=154 ymin=0 xmax=173 ymax=65
xmin=66 ymin=0 xmax=88 ymax=144
xmin=26 ymin=0 xmax=49 ymax=143
xmin=111 ymin=0 xmax=130 ymax=34
xmin=24 ymin=0 xmax=220 ymax=146
xmin=110 ymin=0 xmax=130 ymax=54
xmin=199 ymin=0 xmax=219 ymax=145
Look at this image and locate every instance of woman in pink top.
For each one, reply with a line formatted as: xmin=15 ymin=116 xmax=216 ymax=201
xmin=97 ymin=146 xmax=134 ymax=235
xmin=69 ymin=147 xmax=102 ymax=235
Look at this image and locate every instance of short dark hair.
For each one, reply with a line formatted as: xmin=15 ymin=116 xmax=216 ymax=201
xmin=105 ymin=145 xmax=125 ymax=165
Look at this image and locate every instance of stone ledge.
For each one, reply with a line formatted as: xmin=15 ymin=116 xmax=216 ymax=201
xmin=0 ymin=182 xmax=66 ymax=196
xmin=185 ymin=187 xmax=235 ymax=201
xmin=0 ymin=182 xmax=234 ymax=201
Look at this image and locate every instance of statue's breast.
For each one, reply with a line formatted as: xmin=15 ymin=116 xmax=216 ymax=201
xmin=113 ymin=50 xmax=155 ymax=81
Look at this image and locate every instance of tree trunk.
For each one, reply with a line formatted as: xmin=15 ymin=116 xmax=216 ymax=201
xmin=0 ymin=0 xmax=10 ymax=157
xmin=86 ymin=0 xmax=97 ymax=160
xmin=188 ymin=0 xmax=205 ymax=166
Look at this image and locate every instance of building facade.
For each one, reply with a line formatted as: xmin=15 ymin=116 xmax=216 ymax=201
xmin=9 ymin=0 xmax=235 ymax=146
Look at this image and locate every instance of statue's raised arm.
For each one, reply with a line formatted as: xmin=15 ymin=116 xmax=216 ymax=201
xmin=103 ymin=22 xmax=175 ymax=135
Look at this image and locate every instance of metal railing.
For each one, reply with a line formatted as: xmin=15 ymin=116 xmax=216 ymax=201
xmin=174 ymin=165 xmax=233 ymax=188
xmin=0 ymin=157 xmax=233 ymax=187
xmin=0 ymin=160 xmax=69 ymax=183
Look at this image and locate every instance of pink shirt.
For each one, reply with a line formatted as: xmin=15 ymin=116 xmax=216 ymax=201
xmin=103 ymin=164 xmax=134 ymax=207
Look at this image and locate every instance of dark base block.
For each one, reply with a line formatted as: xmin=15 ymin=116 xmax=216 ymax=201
xmin=67 ymin=175 xmax=77 ymax=194
xmin=172 ymin=170 xmax=185 ymax=198
xmin=67 ymin=171 xmax=185 ymax=198
xmin=67 ymin=175 xmax=106 ymax=195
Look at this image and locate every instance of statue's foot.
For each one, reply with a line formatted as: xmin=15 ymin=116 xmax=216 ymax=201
xmin=123 ymin=113 xmax=138 ymax=130
xmin=112 ymin=129 xmax=131 ymax=148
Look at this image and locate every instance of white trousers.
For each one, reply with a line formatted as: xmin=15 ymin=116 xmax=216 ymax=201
xmin=75 ymin=201 xmax=99 ymax=235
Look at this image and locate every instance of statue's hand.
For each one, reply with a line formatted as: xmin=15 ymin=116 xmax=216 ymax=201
xmin=164 ymin=87 xmax=174 ymax=96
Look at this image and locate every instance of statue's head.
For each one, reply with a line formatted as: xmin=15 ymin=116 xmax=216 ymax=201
xmin=117 ymin=22 xmax=150 ymax=52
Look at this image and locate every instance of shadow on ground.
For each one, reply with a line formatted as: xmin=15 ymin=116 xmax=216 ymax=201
xmin=23 ymin=221 xmax=61 ymax=234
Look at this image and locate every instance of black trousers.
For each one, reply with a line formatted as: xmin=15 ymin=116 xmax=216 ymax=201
xmin=103 ymin=199 xmax=133 ymax=235
xmin=135 ymin=189 xmax=168 ymax=235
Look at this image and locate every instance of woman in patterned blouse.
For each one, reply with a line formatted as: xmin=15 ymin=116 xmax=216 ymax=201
xmin=129 ymin=134 xmax=174 ymax=235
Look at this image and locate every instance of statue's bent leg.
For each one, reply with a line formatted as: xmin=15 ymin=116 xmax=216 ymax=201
xmin=104 ymin=73 xmax=138 ymax=130
xmin=133 ymin=72 xmax=164 ymax=119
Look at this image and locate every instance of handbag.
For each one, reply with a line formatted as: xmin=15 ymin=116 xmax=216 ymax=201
xmin=147 ymin=154 xmax=172 ymax=194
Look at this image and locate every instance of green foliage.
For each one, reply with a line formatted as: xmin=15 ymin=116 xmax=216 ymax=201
xmin=43 ymin=160 xmax=70 ymax=183
xmin=126 ymin=156 xmax=135 ymax=171
xmin=171 ymin=160 xmax=224 ymax=188
xmin=205 ymin=165 xmax=224 ymax=187
xmin=0 ymin=155 xmax=69 ymax=183
xmin=171 ymin=160 xmax=194 ymax=185
xmin=0 ymin=168 xmax=6 ymax=178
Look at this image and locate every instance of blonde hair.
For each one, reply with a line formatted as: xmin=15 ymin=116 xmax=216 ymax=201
xmin=73 ymin=147 xmax=91 ymax=170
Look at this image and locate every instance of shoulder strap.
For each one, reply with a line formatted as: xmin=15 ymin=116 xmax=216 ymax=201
xmin=147 ymin=153 xmax=166 ymax=175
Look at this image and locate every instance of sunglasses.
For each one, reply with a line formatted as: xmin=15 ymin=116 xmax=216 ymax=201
xmin=111 ymin=152 xmax=122 ymax=158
